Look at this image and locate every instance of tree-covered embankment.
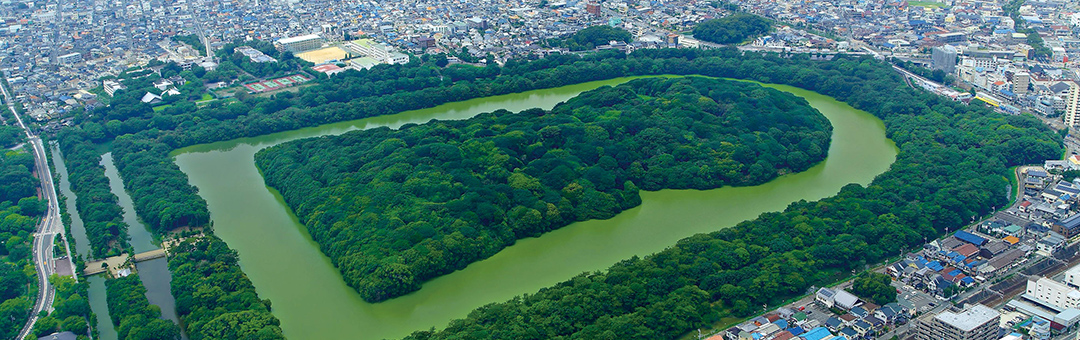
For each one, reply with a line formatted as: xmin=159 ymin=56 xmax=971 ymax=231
xmin=255 ymin=77 xmax=832 ymax=302
xmin=56 ymin=129 xmax=131 ymax=258
xmin=68 ymin=46 xmax=1061 ymax=339
xmin=399 ymin=56 xmax=1062 ymax=340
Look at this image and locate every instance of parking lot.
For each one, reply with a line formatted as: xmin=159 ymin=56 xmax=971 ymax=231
xmin=897 ymin=283 xmax=940 ymax=315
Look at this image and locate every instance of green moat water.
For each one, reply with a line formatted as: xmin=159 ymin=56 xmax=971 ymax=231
xmin=173 ymin=78 xmax=898 ymax=339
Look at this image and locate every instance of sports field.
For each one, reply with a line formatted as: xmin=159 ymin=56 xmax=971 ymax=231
xmin=297 ymin=47 xmax=349 ymax=64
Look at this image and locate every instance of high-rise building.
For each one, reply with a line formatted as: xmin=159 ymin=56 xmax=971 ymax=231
xmin=586 ymin=2 xmax=601 ymax=16
xmin=1065 ymin=81 xmax=1080 ymax=128
xmin=932 ymin=45 xmax=958 ymax=75
xmin=1013 ymin=72 xmax=1030 ymax=96
xmin=914 ymin=304 xmax=1000 ymax=340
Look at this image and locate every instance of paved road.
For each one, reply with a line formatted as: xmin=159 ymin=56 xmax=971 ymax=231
xmin=3 ymin=79 xmax=73 ymax=340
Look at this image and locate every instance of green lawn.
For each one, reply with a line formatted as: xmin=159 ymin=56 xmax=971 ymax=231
xmin=200 ymin=93 xmax=213 ymax=101
xmin=152 ymin=104 xmax=173 ymax=112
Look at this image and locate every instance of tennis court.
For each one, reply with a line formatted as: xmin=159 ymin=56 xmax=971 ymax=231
xmin=242 ymin=74 xmax=312 ymax=93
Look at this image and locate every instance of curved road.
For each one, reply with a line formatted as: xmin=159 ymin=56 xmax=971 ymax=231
xmin=2 ymin=81 xmax=72 ymax=340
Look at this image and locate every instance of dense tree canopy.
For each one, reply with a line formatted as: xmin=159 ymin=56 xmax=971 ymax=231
xmin=57 ymin=129 xmax=131 ymax=258
xmin=33 ymin=275 xmax=95 ymax=338
xmin=692 ymin=13 xmax=772 ymax=44
xmin=0 ymin=125 xmax=24 ymax=148
xmin=398 ymin=55 xmax=1060 ymax=339
xmin=7 ymin=144 xmax=100 ymax=340
xmin=551 ymin=25 xmax=633 ymax=51
xmin=851 ymin=272 xmax=897 ymax=305
xmin=0 ymin=148 xmax=49 ymax=340
xmin=105 ymin=275 xmax=181 ymax=340
xmin=169 ymin=236 xmax=284 ymax=340
xmin=256 ymin=77 xmax=831 ymax=302
xmin=63 ymin=46 xmax=1063 ymax=338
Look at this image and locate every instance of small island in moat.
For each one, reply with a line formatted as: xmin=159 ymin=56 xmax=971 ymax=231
xmin=254 ymin=77 xmax=834 ymax=302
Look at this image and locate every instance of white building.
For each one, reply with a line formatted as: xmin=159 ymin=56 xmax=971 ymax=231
xmin=1026 ymin=277 xmax=1080 ymax=310
xmin=275 ymin=34 xmax=325 ymax=53
xmin=1065 ymin=81 xmax=1080 ymax=128
xmin=345 ymin=39 xmax=410 ymax=65
xmin=834 ymin=289 xmax=859 ymax=310
xmin=816 ymin=287 xmax=837 ymax=308
xmin=1066 ymin=265 xmax=1080 ymax=288
xmin=914 ymin=304 xmax=1000 ymax=340
xmin=103 ymin=80 xmax=126 ymax=96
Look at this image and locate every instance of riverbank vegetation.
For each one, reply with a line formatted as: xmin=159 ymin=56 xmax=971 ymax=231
xmin=692 ymin=13 xmax=772 ymax=44
xmin=168 ymin=235 xmax=284 ymax=340
xmin=400 ymin=53 xmax=1061 ymax=340
xmin=33 ymin=275 xmax=95 ymax=339
xmin=56 ymin=130 xmax=131 ymax=258
xmin=255 ymin=77 xmax=831 ymax=302
xmin=105 ymin=275 xmax=181 ymax=340
xmin=0 ymin=148 xmax=93 ymax=339
xmin=56 ymin=45 xmax=1060 ymax=338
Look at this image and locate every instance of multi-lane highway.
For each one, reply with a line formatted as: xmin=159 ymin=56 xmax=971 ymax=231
xmin=2 ymin=80 xmax=72 ymax=340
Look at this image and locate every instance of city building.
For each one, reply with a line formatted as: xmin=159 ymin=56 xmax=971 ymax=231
xmin=1030 ymin=316 xmax=1051 ymax=340
xmin=235 ymin=46 xmax=278 ymax=63
xmin=1053 ymin=214 xmax=1080 ymax=238
xmin=1066 ymin=81 xmax=1080 ymax=128
xmin=275 ymin=34 xmax=326 ymax=53
xmin=312 ymin=64 xmax=346 ymax=76
xmin=1066 ymin=266 xmax=1080 ymax=289
xmin=344 ymin=39 xmax=409 ymax=64
xmin=1013 ymin=72 xmax=1030 ymax=96
xmin=56 ymin=52 xmax=82 ymax=65
xmin=913 ymin=304 xmax=1000 ymax=340
xmin=932 ymin=45 xmax=958 ymax=75
xmin=1026 ymin=277 xmax=1080 ymax=310
xmin=102 ymin=80 xmax=126 ymax=97
xmin=586 ymin=2 xmax=601 ymax=17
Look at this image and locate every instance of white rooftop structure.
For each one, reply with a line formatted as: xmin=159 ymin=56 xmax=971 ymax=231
xmin=834 ymin=289 xmax=859 ymax=310
xmin=935 ymin=304 xmax=1000 ymax=332
xmin=276 ymin=34 xmax=323 ymax=45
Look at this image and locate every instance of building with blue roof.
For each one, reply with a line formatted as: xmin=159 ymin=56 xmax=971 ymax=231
xmin=801 ymin=327 xmax=833 ymax=340
xmin=927 ymin=261 xmax=945 ymax=271
xmin=774 ymin=319 xmax=788 ymax=329
xmin=788 ymin=326 xmax=805 ymax=336
xmin=961 ymin=277 xmax=976 ymax=285
xmin=954 ymin=230 xmax=987 ymax=246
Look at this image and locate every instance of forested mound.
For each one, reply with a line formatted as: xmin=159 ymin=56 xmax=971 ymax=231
xmin=692 ymin=13 xmax=772 ymax=45
xmin=399 ymin=57 xmax=1061 ymax=340
xmin=255 ymin=77 xmax=832 ymax=302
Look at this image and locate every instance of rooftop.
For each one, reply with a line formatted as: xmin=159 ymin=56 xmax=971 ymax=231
xmin=277 ymin=34 xmax=323 ymax=44
xmin=935 ymin=304 xmax=999 ymax=331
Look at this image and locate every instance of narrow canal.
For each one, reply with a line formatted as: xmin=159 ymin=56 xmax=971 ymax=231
xmin=100 ymin=152 xmax=183 ymax=327
xmin=50 ymin=143 xmax=117 ymax=340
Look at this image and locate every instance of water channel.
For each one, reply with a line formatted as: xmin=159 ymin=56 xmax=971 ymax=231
xmin=50 ymin=144 xmax=117 ymax=340
xmin=100 ymin=152 xmax=183 ymax=328
xmin=173 ymin=77 xmax=899 ymax=339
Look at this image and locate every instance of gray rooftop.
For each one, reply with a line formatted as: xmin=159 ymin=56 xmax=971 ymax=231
xmin=934 ymin=304 xmax=999 ymax=332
